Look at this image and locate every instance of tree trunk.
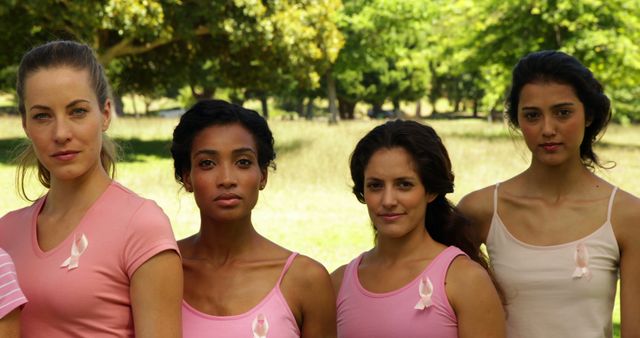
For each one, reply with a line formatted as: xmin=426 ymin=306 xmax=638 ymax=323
xmin=472 ymin=99 xmax=479 ymax=118
xmin=305 ymin=97 xmax=314 ymax=120
xmin=260 ymin=95 xmax=269 ymax=120
xmin=131 ymin=94 xmax=139 ymax=118
xmin=338 ymin=98 xmax=356 ymax=120
xmin=296 ymin=97 xmax=304 ymax=117
xmin=415 ymin=100 xmax=422 ymax=118
xmin=326 ymin=70 xmax=338 ymax=124
xmin=392 ymin=98 xmax=401 ymax=118
xmin=114 ymin=94 xmax=125 ymax=117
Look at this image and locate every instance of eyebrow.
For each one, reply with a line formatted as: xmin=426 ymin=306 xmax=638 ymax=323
xmin=29 ymin=99 xmax=91 ymax=112
xmin=521 ymin=102 xmax=575 ymax=110
xmin=192 ymin=147 xmax=257 ymax=157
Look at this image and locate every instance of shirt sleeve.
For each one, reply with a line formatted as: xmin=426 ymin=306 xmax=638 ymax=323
xmin=0 ymin=248 xmax=27 ymax=318
xmin=122 ymin=200 xmax=180 ymax=278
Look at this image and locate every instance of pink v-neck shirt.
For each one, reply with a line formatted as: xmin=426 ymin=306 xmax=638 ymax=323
xmin=0 ymin=182 xmax=179 ymax=337
xmin=337 ymin=246 xmax=465 ymax=338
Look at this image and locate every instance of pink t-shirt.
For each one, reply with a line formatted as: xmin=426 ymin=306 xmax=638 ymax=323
xmin=182 ymin=252 xmax=300 ymax=338
xmin=0 ymin=181 xmax=179 ymax=337
xmin=337 ymin=246 xmax=465 ymax=338
xmin=0 ymin=247 xmax=27 ymax=318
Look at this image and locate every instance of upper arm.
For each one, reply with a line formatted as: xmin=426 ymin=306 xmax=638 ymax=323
xmin=446 ymin=256 xmax=505 ymax=338
xmin=330 ymin=265 xmax=347 ymax=299
xmin=457 ymin=187 xmax=495 ymax=243
xmin=130 ymin=250 xmax=183 ymax=338
xmin=287 ymin=256 xmax=337 ymax=338
xmin=0 ymin=309 xmax=20 ymax=338
xmin=613 ymin=192 xmax=640 ymax=338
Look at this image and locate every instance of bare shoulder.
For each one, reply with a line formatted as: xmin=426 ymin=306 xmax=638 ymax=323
xmin=458 ymin=185 xmax=496 ymax=241
xmin=330 ymin=264 xmax=348 ymax=295
xmin=611 ymin=188 xmax=640 ymax=246
xmin=285 ymin=254 xmax=332 ymax=288
xmin=447 ymin=255 xmax=493 ymax=289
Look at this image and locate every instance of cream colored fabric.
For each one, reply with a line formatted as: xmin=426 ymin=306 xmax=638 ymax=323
xmin=487 ymin=184 xmax=619 ymax=338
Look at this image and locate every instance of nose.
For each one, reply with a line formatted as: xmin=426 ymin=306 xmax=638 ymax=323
xmin=53 ymin=118 xmax=72 ymax=144
xmin=217 ymin=162 xmax=237 ymax=188
xmin=541 ymin=115 xmax=556 ymax=137
xmin=381 ymin=186 xmax=397 ymax=209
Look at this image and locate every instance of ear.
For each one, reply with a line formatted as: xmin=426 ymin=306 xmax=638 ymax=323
xmin=426 ymin=192 xmax=438 ymax=204
xmin=101 ymin=99 xmax=112 ymax=132
xmin=259 ymin=168 xmax=268 ymax=190
xmin=182 ymin=171 xmax=193 ymax=193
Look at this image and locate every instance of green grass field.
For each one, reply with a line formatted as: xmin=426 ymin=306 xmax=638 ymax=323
xmin=1 ymin=115 xmax=638 ymax=336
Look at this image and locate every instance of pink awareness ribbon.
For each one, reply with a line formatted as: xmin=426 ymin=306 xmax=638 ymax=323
xmin=252 ymin=313 xmax=269 ymax=338
xmin=60 ymin=233 xmax=88 ymax=270
xmin=414 ymin=276 xmax=433 ymax=310
xmin=572 ymin=242 xmax=592 ymax=280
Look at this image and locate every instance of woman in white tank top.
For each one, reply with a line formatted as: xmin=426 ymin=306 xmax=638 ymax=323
xmin=458 ymin=50 xmax=640 ymax=338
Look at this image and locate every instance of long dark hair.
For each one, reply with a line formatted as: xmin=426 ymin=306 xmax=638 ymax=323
xmin=350 ymin=120 xmax=489 ymax=270
xmin=505 ymin=50 xmax=611 ymax=169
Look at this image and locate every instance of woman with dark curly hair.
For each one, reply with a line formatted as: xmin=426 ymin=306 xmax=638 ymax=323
xmin=172 ymin=99 xmax=336 ymax=338
xmin=459 ymin=50 xmax=640 ymax=338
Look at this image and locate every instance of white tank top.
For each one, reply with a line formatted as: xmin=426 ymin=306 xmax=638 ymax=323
xmin=487 ymin=184 xmax=619 ymax=338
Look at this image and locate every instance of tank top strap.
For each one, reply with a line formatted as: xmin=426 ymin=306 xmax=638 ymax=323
xmin=606 ymin=186 xmax=618 ymax=224
xmin=426 ymin=246 xmax=468 ymax=277
xmin=493 ymin=183 xmax=500 ymax=215
xmin=277 ymin=252 xmax=299 ymax=285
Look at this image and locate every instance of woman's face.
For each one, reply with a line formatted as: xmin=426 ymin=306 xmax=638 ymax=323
xmin=517 ymin=81 xmax=587 ymax=167
xmin=183 ymin=123 xmax=267 ymax=224
xmin=363 ymin=147 xmax=436 ymax=240
xmin=22 ymin=66 xmax=111 ymax=184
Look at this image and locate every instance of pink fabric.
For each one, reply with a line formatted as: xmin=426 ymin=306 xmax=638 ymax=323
xmin=337 ymin=246 xmax=465 ymax=338
xmin=182 ymin=252 xmax=300 ymax=338
xmin=0 ymin=181 xmax=179 ymax=337
xmin=0 ymin=247 xmax=27 ymax=318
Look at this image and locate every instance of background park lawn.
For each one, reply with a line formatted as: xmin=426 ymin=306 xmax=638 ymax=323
xmin=2 ymin=115 xmax=637 ymax=336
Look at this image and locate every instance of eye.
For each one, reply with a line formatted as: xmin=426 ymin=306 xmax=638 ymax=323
xmin=365 ymin=181 xmax=383 ymax=191
xmin=32 ymin=112 xmax=51 ymax=120
xmin=397 ymin=180 xmax=414 ymax=190
xmin=70 ymin=107 xmax=88 ymax=116
xmin=556 ymin=109 xmax=572 ymax=118
xmin=198 ymin=159 xmax=215 ymax=169
xmin=237 ymin=158 xmax=253 ymax=168
xmin=522 ymin=110 xmax=540 ymax=121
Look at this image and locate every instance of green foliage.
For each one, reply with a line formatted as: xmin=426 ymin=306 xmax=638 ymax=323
xmin=333 ymin=0 xmax=435 ymax=107
xmin=464 ymin=0 xmax=640 ymax=120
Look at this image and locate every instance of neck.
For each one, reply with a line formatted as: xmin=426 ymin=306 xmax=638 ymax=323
xmin=192 ymin=214 xmax=262 ymax=262
xmin=523 ymin=156 xmax=595 ymax=198
xmin=44 ymin=170 xmax=112 ymax=215
xmin=373 ymin=227 xmax=439 ymax=263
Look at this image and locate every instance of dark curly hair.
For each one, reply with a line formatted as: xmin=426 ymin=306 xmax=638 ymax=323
xmin=171 ymin=99 xmax=275 ymax=186
xmin=505 ymin=50 xmax=611 ymax=168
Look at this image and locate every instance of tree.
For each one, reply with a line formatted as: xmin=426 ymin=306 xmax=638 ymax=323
xmin=333 ymin=0 xmax=438 ymax=119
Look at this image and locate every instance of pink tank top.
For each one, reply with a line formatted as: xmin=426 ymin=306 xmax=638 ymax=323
xmin=182 ymin=253 xmax=300 ymax=338
xmin=336 ymin=246 xmax=466 ymax=338
xmin=487 ymin=184 xmax=619 ymax=338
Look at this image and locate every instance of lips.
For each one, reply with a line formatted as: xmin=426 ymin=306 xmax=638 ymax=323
xmin=51 ymin=150 xmax=80 ymax=161
xmin=378 ymin=213 xmax=404 ymax=222
xmin=540 ymin=143 xmax=562 ymax=152
xmin=214 ymin=193 xmax=241 ymax=207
